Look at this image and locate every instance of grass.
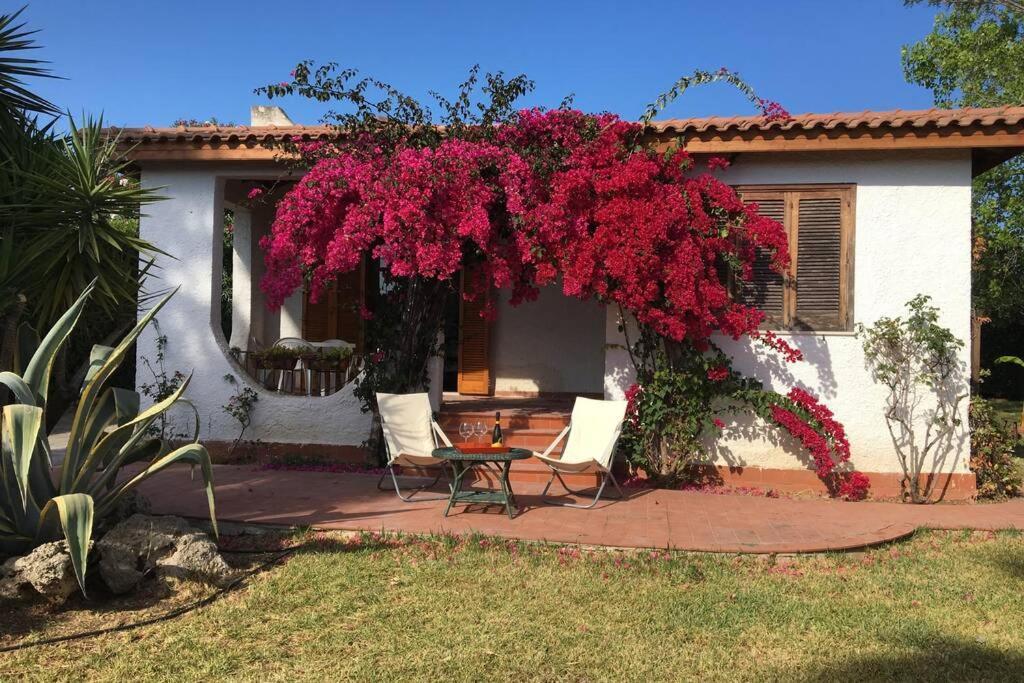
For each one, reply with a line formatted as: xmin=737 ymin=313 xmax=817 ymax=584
xmin=988 ymin=398 xmax=1023 ymax=431
xmin=3 ymin=530 xmax=1024 ymax=681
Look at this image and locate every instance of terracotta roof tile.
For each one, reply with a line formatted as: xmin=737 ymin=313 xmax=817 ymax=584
xmin=111 ymin=106 xmax=1024 ymax=144
xmin=111 ymin=124 xmax=337 ymax=145
xmin=110 ymin=106 xmax=1024 ymax=162
xmin=644 ymin=105 xmax=1024 ymax=134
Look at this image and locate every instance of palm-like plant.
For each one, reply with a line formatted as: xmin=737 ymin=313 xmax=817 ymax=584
xmin=0 ymin=283 xmax=216 ymax=595
xmin=12 ymin=115 xmax=166 ymax=328
xmin=0 ymin=6 xmax=59 ymax=118
xmin=0 ymin=8 xmax=164 ymax=374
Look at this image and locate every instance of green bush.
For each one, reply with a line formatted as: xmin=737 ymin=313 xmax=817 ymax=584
xmin=969 ymin=397 xmax=1023 ymax=500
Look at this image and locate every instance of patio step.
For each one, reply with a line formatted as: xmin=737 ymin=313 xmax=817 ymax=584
xmin=432 ymin=400 xmax=604 ymax=486
xmin=437 ymin=407 xmax=571 ymax=432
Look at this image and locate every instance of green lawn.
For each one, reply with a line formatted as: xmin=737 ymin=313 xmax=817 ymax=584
xmin=3 ymin=530 xmax=1024 ymax=681
xmin=988 ymin=398 xmax=1023 ymax=430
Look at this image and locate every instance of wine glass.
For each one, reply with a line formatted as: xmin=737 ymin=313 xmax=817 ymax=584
xmin=474 ymin=421 xmax=487 ymax=443
xmin=458 ymin=422 xmax=472 ymax=443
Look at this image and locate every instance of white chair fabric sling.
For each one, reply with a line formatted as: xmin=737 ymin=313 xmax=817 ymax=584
xmin=533 ymin=397 xmax=628 ymax=508
xmin=376 ymin=392 xmax=454 ymax=501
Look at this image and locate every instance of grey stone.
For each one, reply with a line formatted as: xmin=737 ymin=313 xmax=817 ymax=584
xmin=97 ymin=514 xmax=232 ymax=594
xmin=0 ymin=541 xmax=85 ymax=601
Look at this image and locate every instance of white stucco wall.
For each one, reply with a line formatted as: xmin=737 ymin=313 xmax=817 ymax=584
xmin=226 ymin=204 xmax=252 ymax=350
xmin=136 ymin=164 xmax=371 ymax=447
xmin=492 ymin=284 xmax=606 ymax=395
xmin=604 ymin=150 xmax=973 ymax=475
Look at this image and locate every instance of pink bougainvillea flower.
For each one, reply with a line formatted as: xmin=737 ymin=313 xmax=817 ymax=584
xmin=706 ymin=366 xmax=729 ymax=382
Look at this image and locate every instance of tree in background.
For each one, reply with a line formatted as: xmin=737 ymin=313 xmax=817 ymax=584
xmin=0 ymin=8 xmax=163 ymax=420
xmin=903 ymin=0 xmax=1024 ymax=397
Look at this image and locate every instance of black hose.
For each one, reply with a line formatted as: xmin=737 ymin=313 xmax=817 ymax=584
xmin=0 ymin=543 xmax=304 ymax=654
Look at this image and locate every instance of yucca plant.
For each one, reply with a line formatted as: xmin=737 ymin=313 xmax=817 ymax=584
xmin=0 ymin=281 xmax=216 ymax=595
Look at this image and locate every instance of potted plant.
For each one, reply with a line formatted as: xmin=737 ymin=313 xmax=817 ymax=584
xmin=309 ymin=345 xmax=353 ymax=372
xmin=257 ymin=345 xmax=302 ymax=370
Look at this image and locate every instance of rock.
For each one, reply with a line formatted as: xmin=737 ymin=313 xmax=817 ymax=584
xmin=97 ymin=514 xmax=232 ymax=594
xmin=0 ymin=541 xmax=85 ymax=601
xmin=107 ymin=489 xmax=153 ymax=525
xmin=0 ymin=555 xmax=29 ymax=600
xmin=156 ymin=536 xmax=232 ymax=585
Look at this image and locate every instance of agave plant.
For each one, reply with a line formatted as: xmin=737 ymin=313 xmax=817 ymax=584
xmin=0 ymin=282 xmax=216 ymax=595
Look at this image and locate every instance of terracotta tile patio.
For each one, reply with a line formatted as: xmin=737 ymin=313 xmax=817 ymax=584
xmin=136 ymin=465 xmax=1024 ymax=554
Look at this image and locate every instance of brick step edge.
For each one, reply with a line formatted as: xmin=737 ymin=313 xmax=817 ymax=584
xmin=437 ymin=416 xmax=569 ymax=430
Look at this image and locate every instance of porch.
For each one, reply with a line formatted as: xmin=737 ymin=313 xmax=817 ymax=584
xmin=135 ymin=463 xmax=1024 ymax=554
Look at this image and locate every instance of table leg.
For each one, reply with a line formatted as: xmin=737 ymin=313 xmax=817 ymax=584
xmin=444 ymin=461 xmax=467 ymax=517
xmin=499 ymin=460 xmax=516 ymax=519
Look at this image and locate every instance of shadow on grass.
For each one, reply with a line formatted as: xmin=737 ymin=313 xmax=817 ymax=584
xmin=0 ymin=533 xmax=376 ymax=647
xmin=779 ymin=637 xmax=1024 ymax=682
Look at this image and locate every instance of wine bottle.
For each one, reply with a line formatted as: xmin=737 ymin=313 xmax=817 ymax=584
xmin=491 ymin=411 xmax=503 ymax=446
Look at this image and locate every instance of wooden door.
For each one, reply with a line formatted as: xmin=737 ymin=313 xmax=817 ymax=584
xmin=457 ymin=274 xmax=491 ymax=396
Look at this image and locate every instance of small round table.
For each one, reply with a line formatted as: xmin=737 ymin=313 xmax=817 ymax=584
xmin=432 ymin=447 xmax=532 ymax=519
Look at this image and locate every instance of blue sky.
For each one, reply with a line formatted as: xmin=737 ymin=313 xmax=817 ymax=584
xmin=21 ymin=0 xmax=942 ymax=128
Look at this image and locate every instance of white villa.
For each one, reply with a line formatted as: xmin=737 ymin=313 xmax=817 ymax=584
xmin=116 ymin=105 xmax=1024 ymax=498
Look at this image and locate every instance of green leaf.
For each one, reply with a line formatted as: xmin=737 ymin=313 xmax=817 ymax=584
xmin=22 ymin=279 xmax=95 ymax=406
xmin=62 ymin=286 xmax=177 ymax=493
xmin=39 ymin=493 xmax=94 ymax=596
xmin=81 ymin=344 xmax=113 ymax=393
xmin=1 ymin=404 xmax=43 ymax=513
xmin=0 ymin=370 xmax=36 ymax=406
xmin=74 ymin=379 xmax=188 ymax=493
xmin=995 ymin=355 xmax=1024 ymax=369
xmin=99 ymin=443 xmax=217 ymax=538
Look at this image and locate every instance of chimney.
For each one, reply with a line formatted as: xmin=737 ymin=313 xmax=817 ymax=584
xmin=250 ymin=105 xmax=294 ymax=127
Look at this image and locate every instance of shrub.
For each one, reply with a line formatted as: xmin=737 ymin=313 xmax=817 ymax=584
xmin=0 ymin=283 xmax=216 ymax=595
xmin=858 ymin=295 xmax=967 ymax=503
xmin=618 ymin=324 xmax=867 ymax=495
xmin=969 ymin=398 xmax=1023 ymax=500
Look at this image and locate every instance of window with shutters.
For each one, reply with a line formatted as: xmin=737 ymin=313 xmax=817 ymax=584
xmin=735 ymin=185 xmax=854 ymax=332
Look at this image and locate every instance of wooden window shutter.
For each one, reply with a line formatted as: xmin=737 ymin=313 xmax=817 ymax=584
xmin=793 ymin=196 xmax=846 ymax=330
xmin=735 ymin=197 xmax=786 ymax=325
xmin=334 ymin=267 xmax=365 ymax=352
xmin=301 ymin=261 xmax=366 ymax=350
xmin=302 ymin=288 xmax=332 ymax=341
xmin=457 ymin=272 xmax=491 ymax=396
xmin=735 ymin=185 xmax=854 ymax=332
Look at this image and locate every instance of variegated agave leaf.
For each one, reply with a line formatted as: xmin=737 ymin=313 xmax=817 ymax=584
xmin=22 ymin=280 xmax=95 ymax=406
xmin=99 ymin=442 xmax=217 ymax=538
xmin=61 ymin=286 xmax=178 ymax=493
xmin=39 ymin=493 xmax=94 ymax=595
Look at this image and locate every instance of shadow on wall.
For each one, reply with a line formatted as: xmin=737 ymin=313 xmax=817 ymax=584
xmin=703 ymin=407 xmax=818 ymax=473
xmin=741 ymin=332 xmax=839 ymax=400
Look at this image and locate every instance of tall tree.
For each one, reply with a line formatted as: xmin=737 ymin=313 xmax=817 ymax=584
xmin=903 ymin=1 xmax=1024 ymax=395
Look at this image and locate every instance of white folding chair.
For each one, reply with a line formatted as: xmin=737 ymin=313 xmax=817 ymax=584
xmin=376 ymin=392 xmax=454 ymax=501
xmin=533 ymin=397 xmax=628 ymax=508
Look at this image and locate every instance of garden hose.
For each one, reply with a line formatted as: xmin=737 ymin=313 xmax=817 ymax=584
xmin=0 ymin=543 xmax=306 ymax=654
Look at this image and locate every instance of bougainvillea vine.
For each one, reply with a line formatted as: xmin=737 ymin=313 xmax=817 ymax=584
xmin=255 ymin=63 xmax=868 ymax=498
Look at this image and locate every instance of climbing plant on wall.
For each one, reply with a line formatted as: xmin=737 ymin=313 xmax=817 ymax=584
xmin=254 ymin=64 xmax=870 ymax=498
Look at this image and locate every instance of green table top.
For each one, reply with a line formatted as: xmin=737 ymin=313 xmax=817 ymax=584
xmin=432 ymin=446 xmax=532 ymax=462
